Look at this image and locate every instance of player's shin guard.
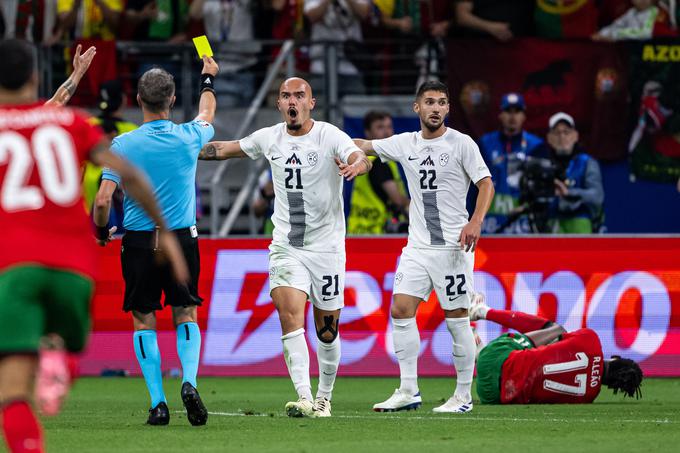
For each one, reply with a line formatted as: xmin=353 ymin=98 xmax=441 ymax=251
xmin=133 ymin=330 xmax=166 ymax=408
xmin=281 ymin=328 xmax=313 ymax=401
xmin=176 ymin=322 xmax=201 ymax=388
xmin=486 ymin=309 xmax=551 ymax=333
xmin=316 ymin=335 xmax=341 ymax=400
xmin=1 ymin=400 xmax=44 ymax=453
xmin=392 ymin=317 xmax=420 ymax=395
xmin=446 ymin=317 xmax=475 ymax=399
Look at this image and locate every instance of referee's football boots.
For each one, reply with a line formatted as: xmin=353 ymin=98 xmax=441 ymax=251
xmin=147 ymin=401 xmax=169 ymax=425
xmin=181 ymin=382 xmax=208 ymax=426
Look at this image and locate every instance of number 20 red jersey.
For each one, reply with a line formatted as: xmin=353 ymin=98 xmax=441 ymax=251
xmin=501 ymin=328 xmax=605 ymax=404
xmin=0 ymin=102 xmax=105 ymax=279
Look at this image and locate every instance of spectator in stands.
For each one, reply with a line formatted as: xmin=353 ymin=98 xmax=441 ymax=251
xmin=592 ymin=0 xmax=674 ymax=41
xmin=56 ymin=0 xmax=122 ymax=41
xmin=478 ymin=93 xmax=543 ymax=234
xmin=453 ymin=0 xmax=534 ymax=41
xmin=371 ymin=0 xmax=454 ymax=92
xmin=189 ymin=0 xmax=257 ymax=107
xmin=305 ymin=0 xmax=371 ymax=97
xmin=540 ymin=113 xmax=605 ymax=234
xmin=15 ymin=0 xmax=60 ymax=44
xmin=252 ymin=170 xmax=276 ymax=235
xmin=124 ymin=0 xmax=189 ymax=42
xmin=347 ymin=111 xmax=410 ymax=234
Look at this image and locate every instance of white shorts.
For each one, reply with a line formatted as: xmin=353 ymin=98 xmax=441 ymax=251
xmin=393 ymin=246 xmax=475 ymax=311
xmin=268 ymin=244 xmax=345 ymax=311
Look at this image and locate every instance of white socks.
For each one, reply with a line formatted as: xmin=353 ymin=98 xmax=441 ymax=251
xmin=281 ymin=328 xmax=313 ymax=401
xmin=316 ymin=336 xmax=341 ymax=400
xmin=446 ymin=317 xmax=475 ymax=399
xmin=392 ymin=317 xmax=420 ymax=395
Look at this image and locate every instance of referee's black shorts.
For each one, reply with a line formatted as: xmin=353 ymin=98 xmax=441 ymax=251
xmin=120 ymin=227 xmax=202 ymax=314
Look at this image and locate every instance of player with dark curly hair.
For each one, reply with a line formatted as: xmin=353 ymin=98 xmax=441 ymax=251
xmin=470 ymin=295 xmax=643 ymax=404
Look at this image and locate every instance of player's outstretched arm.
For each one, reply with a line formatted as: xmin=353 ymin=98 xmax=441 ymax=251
xmin=194 ymin=55 xmax=219 ymax=124
xmin=89 ymin=143 xmax=190 ymax=284
xmin=44 ymin=44 xmax=96 ymax=107
xmin=336 ymin=150 xmax=372 ymax=181
xmin=459 ymin=176 xmax=494 ymax=252
xmin=352 ymin=138 xmax=378 ymax=156
xmin=198 ymin=141 xmax=248 ymax=160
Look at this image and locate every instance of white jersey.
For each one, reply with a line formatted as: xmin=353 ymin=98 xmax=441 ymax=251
xmin=240 ymin=121 xmax=358 ymax=252
xmin=373 ymin=128 xmax=491 ymax=250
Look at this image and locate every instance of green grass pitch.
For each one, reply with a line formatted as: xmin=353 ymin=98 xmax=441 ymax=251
xmin=41 ymin=377 xmax=679 ymax=452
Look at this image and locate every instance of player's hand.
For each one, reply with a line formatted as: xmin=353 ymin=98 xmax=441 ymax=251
xmin=156 ymin=230 xmax=190 ymax=284
xmin=335 ymin=157 xmax=363 ymax=181
xmin=201 ymin=55 xmax=219 ymax=76
xmin=459 ymin=219 xmax=482 ymax=252
xmin=554 ymin=178 xmax=569 ymax=197
xmin=96 ymin=226 xmax=117 ymax=247
xmin=487 ymin=22 xmax=513 ymax=42
xmin=72 ymin=44 xmax=97 ymax=77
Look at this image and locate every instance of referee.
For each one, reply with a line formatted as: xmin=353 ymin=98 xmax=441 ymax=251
xmin=93 ymin=56 xmax=219 ymax=426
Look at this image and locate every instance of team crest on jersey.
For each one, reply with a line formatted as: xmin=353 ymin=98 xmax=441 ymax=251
xmin=420 ymin=155 xmax=435 ymax=166
xmin=439 ymin=153 xmax=450 ymax=166
xmin=307 ymin=152 xmax=318 ymax=166
xmin=422 ymin=146 xmax=434 ymax=153
xmin=394 ymin=272 xmax=403 ymax=285
xmin=286 ymin=153 xmax=302 ymax=165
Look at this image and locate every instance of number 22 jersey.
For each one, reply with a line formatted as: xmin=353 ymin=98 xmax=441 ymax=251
xmin=0 ymin=102 xmax=104 ymax=278
xmin=372 ymin=128 xmax=491 ymax=250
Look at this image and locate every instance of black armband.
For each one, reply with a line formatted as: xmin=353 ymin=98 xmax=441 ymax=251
xmin=95 ymin=225 xmax=109 ymax=241
xmin=200 ymin=74 xmax=216 ymax=96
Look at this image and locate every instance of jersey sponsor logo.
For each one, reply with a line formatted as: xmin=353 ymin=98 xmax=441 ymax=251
xmin=439 ymin=154 xmax=450 ymax=166
xmin=421 ymin=146 xmax=434 ymax=154
xmin=307 ymin=152 xmax=318 ymax=167
xmin=286 ymin=153 xmax=302 ymax=165
xmin=420 ymin=155 xmax=435 ymax=166
xmin=196 ymin=120 xmax=211 ymax=128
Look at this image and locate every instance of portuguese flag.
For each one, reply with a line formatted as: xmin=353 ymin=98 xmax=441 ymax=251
xmin=535 ymin=0 xmax=599 ymax=38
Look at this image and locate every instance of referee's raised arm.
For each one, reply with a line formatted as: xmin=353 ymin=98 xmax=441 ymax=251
xmin=195 ymin=55 xmax=219 ymax=124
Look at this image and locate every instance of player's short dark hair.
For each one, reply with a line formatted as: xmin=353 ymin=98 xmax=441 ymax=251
xmin=0 ymin=39 xmax=35 ymax=91
xmin=416 ymin=80 xmax=449 ymax=102
xmin=604 ymin=356 xmax=643 ymax=399
xmin=363 ymin=110 xmax=392 ymax=131
xmin=137 ymin=68 xmax=175 ymax=113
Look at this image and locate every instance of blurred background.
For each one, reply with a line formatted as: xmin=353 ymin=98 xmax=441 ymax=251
xmin=4 ymin=0 xmax=678 ymax=377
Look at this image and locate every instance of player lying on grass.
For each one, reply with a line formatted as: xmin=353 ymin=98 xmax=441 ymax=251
xmin=470 ymin=294 xmax=643 ymax=404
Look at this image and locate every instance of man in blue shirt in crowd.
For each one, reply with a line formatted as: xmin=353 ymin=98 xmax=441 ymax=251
xmin=93 ymin=56 xmax=219 ymax=426
xmin=478 ymin=93 xmax=543 ymax=233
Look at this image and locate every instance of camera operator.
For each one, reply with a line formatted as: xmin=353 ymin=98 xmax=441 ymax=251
xmin=541 ymin=112 xmax=604 ymax=234
xmin=479 ymin=93 xmax=543 ymax=234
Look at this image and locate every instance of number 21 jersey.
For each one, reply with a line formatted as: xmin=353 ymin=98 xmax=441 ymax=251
xmin=240 ymin=121 xmax=358 ymax=253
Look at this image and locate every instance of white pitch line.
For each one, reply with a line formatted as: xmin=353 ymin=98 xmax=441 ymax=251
xmin=198 ymin=411 xmax=675 ymax=424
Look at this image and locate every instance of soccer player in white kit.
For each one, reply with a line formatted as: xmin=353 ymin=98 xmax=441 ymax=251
xmin=353 ymin=81 xmax=495 ymax=413
xmin=198 ymin=78 xmax=372 ymax=417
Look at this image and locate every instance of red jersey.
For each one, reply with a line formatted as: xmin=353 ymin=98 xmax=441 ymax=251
xmin=0 ymin=102 xmax=105 ymax=278
xmin=501 ymin=329 xmax=604 ymax=404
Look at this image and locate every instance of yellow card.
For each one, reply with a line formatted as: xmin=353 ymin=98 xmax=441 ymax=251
xmin=192 ymin=35 xmax=213 ymax=59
